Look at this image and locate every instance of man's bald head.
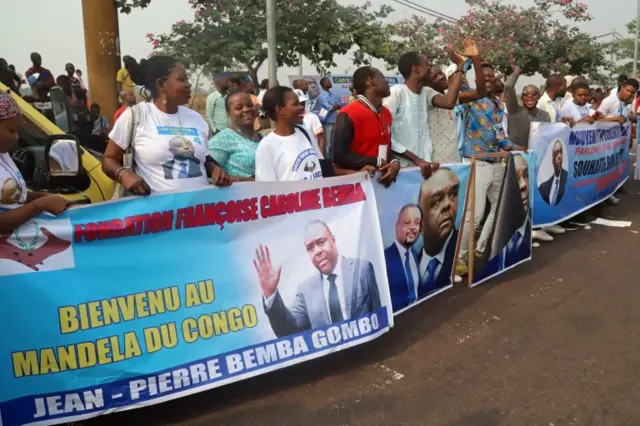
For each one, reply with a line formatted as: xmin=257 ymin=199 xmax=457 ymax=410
xmin=303 ymin=220 xmax=339 ymax=275
xmin=419 ymin=168 xmax=460 ymax=256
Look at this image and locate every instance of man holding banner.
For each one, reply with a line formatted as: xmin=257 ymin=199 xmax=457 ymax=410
xmin=457 ymin=63 xmax=524 ymax=276
xmin=255 ymin=220 xmax=382 ymax=338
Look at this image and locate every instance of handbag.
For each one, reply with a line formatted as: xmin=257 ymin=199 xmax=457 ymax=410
xmin=111 ymin=104 xmax=141 ymax=199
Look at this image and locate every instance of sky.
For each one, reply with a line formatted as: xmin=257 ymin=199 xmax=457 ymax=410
xmin=1 ymin=0 xmax=634 ymax=92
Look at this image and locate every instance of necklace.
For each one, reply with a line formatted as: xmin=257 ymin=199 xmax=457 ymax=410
xmin=157 ymin=103 xmax=191 ymax=148
xmin=232 ymin=126 xmax=258 ymax=142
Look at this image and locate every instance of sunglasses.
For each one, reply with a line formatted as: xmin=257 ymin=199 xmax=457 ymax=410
xmin=522 ymin=90 xmax=540 ymax=97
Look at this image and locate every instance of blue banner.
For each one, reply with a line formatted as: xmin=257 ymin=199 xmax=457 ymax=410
xmin=0 ymin=174 xmax=393 ymax=426
xmin=373 ymin=165 xmax=470 ymax=313
xmin=529 ymin=122 xmax=631 ymax=227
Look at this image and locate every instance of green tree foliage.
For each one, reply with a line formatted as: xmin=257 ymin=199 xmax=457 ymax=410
xmin=145 ymin=0 xmax=393 ymax=82
xmin=378 ymin=0 xmax=608 ymax=79
xmin=605 ymin=20 xmax=639 ymax=77
xmin=115 ymin=0 xmax=153 ymax=14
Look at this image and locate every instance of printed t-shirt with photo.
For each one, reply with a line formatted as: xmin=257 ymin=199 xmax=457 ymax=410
xmin=109 ymin=102 xmax=210 ymax=194
xmin=255 ymin=127 xmax=324 ymax=181
xmin=0 ymin=153 xmax=28 ymax=205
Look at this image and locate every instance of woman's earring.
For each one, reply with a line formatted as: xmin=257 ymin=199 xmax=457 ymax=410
xmin=162 ymin=92 xmax=168 ymax=105
xmin=281 ymin=112 xmax=284 ymax=116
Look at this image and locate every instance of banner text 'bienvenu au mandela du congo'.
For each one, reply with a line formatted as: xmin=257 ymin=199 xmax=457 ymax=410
xmin=0 ymin=174 xmax=393 ymax=426
xmin=529 ymin=122 xmax=631 ymax=227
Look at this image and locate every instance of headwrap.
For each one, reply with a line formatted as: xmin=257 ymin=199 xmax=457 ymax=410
xmin=0 ymin=91 xmax=21 ymax=120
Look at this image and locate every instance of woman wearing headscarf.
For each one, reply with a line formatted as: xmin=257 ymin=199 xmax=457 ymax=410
xmin=102 ymin=55 xmax=231 ymax=195
xmin=208 ymin=90 xmax=262 ymax=181
xmin=0 ymin=91 xmax=67 ymax=233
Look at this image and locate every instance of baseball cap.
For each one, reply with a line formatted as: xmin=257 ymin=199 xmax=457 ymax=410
xmin=294 ymin=89 xmax=309 ymax=103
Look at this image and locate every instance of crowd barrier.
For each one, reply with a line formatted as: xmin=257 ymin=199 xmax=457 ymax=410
xmin=0 ymin=122 xmax=631 ymax=425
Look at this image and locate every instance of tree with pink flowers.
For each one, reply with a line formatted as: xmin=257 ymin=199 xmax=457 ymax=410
xmin=140 ymin=0 xmax=393 ymax=83
xmin=378 ymin=0 xmax=608 ymax=79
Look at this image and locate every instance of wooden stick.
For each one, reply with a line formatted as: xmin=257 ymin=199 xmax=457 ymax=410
xmin=468 ymin=158 xmax=476 ymax=287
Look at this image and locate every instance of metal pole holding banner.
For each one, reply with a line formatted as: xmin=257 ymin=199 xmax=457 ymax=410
xmin=634 ymin=2 xmax=640 ymax=77
xmin=266 ymin=0 xmax=278 ymax=88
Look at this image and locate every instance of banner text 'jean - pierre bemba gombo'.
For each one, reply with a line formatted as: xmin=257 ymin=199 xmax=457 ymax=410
xmin=0 ymin=174 xmax=393 ymax=426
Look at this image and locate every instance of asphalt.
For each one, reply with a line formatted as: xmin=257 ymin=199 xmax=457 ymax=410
xmin=89 ymin=181 xmax=640 ymax=426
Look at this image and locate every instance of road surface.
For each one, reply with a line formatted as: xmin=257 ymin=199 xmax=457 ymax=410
xmin=89 ymin=183 xmax=640 ymax=426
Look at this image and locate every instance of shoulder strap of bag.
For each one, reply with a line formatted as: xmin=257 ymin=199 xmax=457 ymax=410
xmin=294 ymin=124 xmax=312 ymax=144
xmin=112 ymin=104 xmax=140 ymax=200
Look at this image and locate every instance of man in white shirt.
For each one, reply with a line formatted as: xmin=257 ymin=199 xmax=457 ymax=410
xmin=294 ymin=89 xmax=325 ymax=157
xmin=597 ymin=78 xmax=638 ymax=124
xmin=383 ymin=52 xmax=435 ymax=168
xmin=537 ymin=74 xmax=570 ymax=123
xmin=384 ymin=204 xmax=421 ymax=312
xmin=560 ymin=81 xmax=594 ymax=124
xmin=254 ymin=220 xmax=382 ymax=337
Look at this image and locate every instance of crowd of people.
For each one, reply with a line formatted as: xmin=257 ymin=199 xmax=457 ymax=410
xmin=1 ymin=40 xmax=638 ymax=278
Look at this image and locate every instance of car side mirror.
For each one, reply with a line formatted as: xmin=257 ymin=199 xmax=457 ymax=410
xmin=45 ymin=134 xmax=82 ymax=177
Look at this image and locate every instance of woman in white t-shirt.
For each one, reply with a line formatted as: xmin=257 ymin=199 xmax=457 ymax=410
xmin=255 ymin=86 xmax=323 ymax=181
xmin=0 ymin=91 xmax=67 ymax=234
xmin=102 ymin=56 xmax=230 ymax=195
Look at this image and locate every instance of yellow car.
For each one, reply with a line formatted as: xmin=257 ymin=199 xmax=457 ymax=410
xmin=2 ymin=82 xmax=114 ymax=205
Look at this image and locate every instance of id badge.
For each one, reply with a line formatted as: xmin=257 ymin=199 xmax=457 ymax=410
xmin=493 ymin=123 xmax=506 ymax=140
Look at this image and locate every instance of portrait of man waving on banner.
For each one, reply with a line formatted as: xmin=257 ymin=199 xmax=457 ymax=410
xmin=254 ymin=220 xmax=381 ymax=338
xmin=539 ymin=140 xmax=568 ymax=206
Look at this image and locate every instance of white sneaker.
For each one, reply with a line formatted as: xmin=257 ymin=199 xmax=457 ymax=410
xmin=610 ymin=195 xmax=620 ymax=205
xmin=454 ymin=274 xmax=463 ymax=284
xmin=545 ymin=225 xmax=566 ymax=234
xmin=533 ymin=230 xmax=554 ymax=242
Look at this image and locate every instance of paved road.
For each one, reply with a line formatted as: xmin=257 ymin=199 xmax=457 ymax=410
xmin=90 ymin=183 xmax=640 ymax=426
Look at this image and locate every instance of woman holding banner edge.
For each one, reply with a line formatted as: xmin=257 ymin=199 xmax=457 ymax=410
xmin=0 ymin=91 xmax=68 ymax=234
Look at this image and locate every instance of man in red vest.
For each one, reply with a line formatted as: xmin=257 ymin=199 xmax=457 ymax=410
xmin=332 ymin=66 xmax=400 ymax=187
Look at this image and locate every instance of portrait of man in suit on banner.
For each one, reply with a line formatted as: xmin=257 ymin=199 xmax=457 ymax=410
xmin=384 ymin=204 xmax=421 ymax=312
xmin=539 ymin=140 xmax=568 ymax=206
xmin=474 ymin=153 xmax=532 ymax=283
xmin=417 ymin=167 xmax=460 ymax=299
xmin=254 ymin=220 xmax=381 ymax=338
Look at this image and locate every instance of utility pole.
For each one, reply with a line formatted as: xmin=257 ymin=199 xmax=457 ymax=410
xmin=634 ymin=3 xmax=640 ymax=77
xmin=266 ymin=0 xmax=278 ymax=87
xmin=611 ymin=29 xmax=616 ymax=81
xmin=298 ymin=53 xmax=303 ymax=76
xmin=81 ymin=0 xmax=120 ymax=120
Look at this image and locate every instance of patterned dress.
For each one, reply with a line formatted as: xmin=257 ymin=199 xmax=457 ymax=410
xmin=208 ymin=128 xmax=261 ymax=178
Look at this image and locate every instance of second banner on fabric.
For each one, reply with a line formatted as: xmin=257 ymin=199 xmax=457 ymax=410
xmin=373 ymin=164 xmax=471 ymax=314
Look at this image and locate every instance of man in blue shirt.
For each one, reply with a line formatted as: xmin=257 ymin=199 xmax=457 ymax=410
xmin=314 ymin=77 xmax=342 ymax=157
xmin=457 ymin=63 xmax=523 ymax=276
